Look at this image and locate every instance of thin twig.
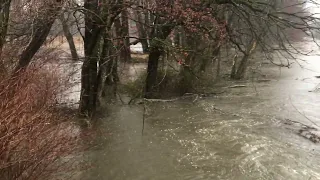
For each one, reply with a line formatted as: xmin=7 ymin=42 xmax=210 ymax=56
xmin=289 ymin=96 xmax=320 ymax=128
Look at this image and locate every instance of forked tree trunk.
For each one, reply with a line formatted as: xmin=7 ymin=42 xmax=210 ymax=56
xmin=233 ymin=40 xmax=257 ymax=80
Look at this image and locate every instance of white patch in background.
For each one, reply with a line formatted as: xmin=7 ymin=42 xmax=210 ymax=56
xmin=130 ymin=43 xmax=143 ymax=53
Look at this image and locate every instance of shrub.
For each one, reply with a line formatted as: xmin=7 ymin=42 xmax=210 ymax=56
xmin=0 ymin=65 xmax=83 ymax=180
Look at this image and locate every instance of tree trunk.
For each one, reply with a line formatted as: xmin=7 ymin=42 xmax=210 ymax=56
xmin=135 ymin=9 xmax=149 ymax=53
xmin=80 ymin=49 xmax=99 ymax=117
xmin=114 ymin=17 xmax=128 ymax=62
xmin=230 ymin=55 xmax=238 ymax=79
xmin=0 ymin=0 xmax=11 ymax=54
xmin=121 ymin=9 xmax=131 ymax=61
xmin=0 ymin=0 xmax=11 ymax=75
xmin=234 ymin=40 xmax=257 ymax=80
xmin=96 ymin=32 xmax=118 ymax=106
xmin=102 ymin=55 xmax=118 ymax=100
xmin=199 ymin=44 xmax=220 ymax=72
xmin=13 ymin=3 xmax=62 ymax=73
xmin=114 ymin=10 xmax=131 ymax=62
xmin=145 ymin=46 xmax=161 ymax=98
xmin=213 ymin=45 xmax=221 ymax=82
xmin=104 ymin=45 xmax=119 ymax=98
xmin=178 ymin=65 xmax=193 ymax=95
xmin=144 ymin=23 xmax=173 ymax=98
xmin=80 ymin=0 xmax=122 ymax=117
xmin=234 ymin=54 xmax=249 ymax=80
xmin=60 ymin=14 xmax=79 ymax=61
xmin=79 ymin=0 xmax=102 ymax=117
xmin=96 ymin=34 xmax=108 ymax=106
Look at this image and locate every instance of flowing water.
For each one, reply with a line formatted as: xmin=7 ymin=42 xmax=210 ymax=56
xmin=81 ymin=40 xmax=320 ymax=180
xmin=80 ymin=2 xmax=320 ymax=178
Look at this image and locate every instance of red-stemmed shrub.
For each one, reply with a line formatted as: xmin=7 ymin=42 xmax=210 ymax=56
xmin=0 ymin=64 xmax=83 ymax=180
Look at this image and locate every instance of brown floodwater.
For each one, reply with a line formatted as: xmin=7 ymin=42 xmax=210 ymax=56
xmin=81 ymin=41 xmax=320 ymax=180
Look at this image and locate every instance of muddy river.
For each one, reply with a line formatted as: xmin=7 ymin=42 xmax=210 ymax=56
xmin=79 ymin=40 xmax=320 ymax=180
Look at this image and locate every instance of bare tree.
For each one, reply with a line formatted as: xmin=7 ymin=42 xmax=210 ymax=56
xmin=79 ymin=0 xmax=123 ymax=117
xmin=219 ymin=0 xmax=320 ymax=78
xmin=14 ymin=0 xmax=64 ymax=72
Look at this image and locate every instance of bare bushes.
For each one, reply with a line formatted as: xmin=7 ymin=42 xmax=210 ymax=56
xmin=0 ymin=65 xmax=82 ymax=180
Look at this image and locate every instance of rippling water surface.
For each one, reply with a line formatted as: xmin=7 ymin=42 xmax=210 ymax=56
xmin=82 ymin=41 xmax=320 ymax=180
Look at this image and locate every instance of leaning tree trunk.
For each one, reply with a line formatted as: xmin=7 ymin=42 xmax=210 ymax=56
xmin=0 ymin=0 xmax=11 ymax=75
xmin=13 ymin=2 xmax=62 ymax=73
xmin=144 ymin=24 xmax=173 ymax=98
xmin=60 ymin=14 xmax=79 ymax=61
xmin=233 ymin=55 xmax=249 ymax=80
